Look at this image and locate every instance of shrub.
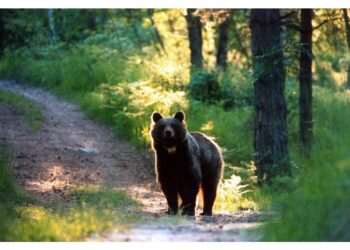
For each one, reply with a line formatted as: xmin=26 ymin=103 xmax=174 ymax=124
xmin=187 ymin=70 xmax=254 ymax=110
xmin=188 ymin=71 xmax=221 ymax=104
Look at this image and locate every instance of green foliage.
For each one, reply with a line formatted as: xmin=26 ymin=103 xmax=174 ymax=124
xmin=188 ymin=69 xmax=253 ymax=110
xmin=218 ymin=69 xmax=253 ymax=109
xmin=72 ymin=188 xmax=138 ymax=209
xmin=188 ymin=71 xmax=221 ymax=103
xmin=0 ymin=89 xmax=44 ymax=132
xmin=0 ymin=150 xmax=29 ymax=204
xmin=214 ymin=174 xmax=257 ymax=211
xmin=0 ymin=191 xmax=139 ymax=241
xmin=261 ymin=87 xmax=350 ymax=241
xmin=0 ymin=155 xmax=15 ymax=199
xmin=186 ymin=100 xmax=253 ymax=165
xmin=0 ymin=10 xmax=49 ymax=50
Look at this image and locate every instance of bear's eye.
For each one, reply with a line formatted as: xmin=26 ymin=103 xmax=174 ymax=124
xmin=158 ymin=124 xmax=165 ymax=130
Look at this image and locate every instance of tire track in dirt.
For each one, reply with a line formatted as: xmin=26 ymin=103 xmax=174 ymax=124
xmin=0 ymin=80 xmax=264 ymax=241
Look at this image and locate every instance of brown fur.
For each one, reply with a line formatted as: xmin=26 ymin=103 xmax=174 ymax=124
xmin=150 ymin=111 xmax=224 ymax=216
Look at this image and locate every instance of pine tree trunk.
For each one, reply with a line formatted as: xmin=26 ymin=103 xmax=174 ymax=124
xmin=87 ymin=9 xmax=96 ymax=31
xmin=0 ymin=10 xmax=7 ymax=56
xmin=47 ymin=9 xmax=56 ymax=44
xmin=231 ymin=15 xmax=250 ymax=66
xmin=216 ymin=17 xmax=229 ymax=69
xmin=299 ymin=9 xmax=313 ymax=154
xmin=186 ymin=9 xmax=203 ymax=72
xmin=250 ymin=9 xmax=290 ymax=183
xmin=147 ymin=9 xmax=167 ymax=56
xmin=342 ymin=9 xmax=350 ymax=89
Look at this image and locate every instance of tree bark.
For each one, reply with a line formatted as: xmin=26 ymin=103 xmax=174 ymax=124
xmin=342 ymin=9 xmax=350 ymax=89
xmin=47 ymin=9 xmax=56 ymax=44
xmin=186 ymin=9 xmax=203 ymax=72
xmin=87 ymin=9 xmax=96 ymax=31
xmin=0 ymin=10 xmax=7 ymax=56
xmin=250 ymin=9 xmax=290 ymax=183
xmin=147 ymin=9 xmax=167 ymax=56
xmin=216 ymin=16 xmax=230 ymax=69
xmin=299 ymin=9 xmax=313 ymax=154
xmin=231 ymin=15 xmax=250 ymax=66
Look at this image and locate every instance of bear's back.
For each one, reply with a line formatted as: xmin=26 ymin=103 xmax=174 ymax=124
xmin=189 ymin=132 xmax=223 ymax=172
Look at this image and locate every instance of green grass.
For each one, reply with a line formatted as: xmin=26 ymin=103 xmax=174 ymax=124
xmin=0 ymin=151 xmax=141 ymax=241
xmin=0 ymin=89 xmax=44 ymax=132
xmin=0 ymin=192 xmax=140 ymax=241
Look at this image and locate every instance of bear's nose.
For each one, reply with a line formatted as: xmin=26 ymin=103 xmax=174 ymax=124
xmin=164 ymin=128 xmax=174 ymax=138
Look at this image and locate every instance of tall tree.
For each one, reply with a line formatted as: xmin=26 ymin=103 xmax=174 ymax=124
xmin=186 ymin=9 xmax=203 ymax=72
xmin=216 ymin=14 xmax=230 ymax=69
xmin=342 ymin=9 xmax=350 ymax=89
xmin=299 ymin=9 xmax=313 ymax=154
xmin=230 ymin=11 xmax=251 ymax=66
xmin=87 ymin=9 xmax=96 ymax=31
xmin=250 ymin=9 xmax=290 ymax=183
xmin=0 ymin=10 xmax=9 ymax=56
xmin=147 ymin=9 xmax=167 ymax=56
xmin=47 ymin=9 xmax=56 ymax=44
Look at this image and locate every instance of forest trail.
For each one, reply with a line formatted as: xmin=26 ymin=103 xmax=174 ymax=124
xmin=0 ymin=81 xmax=263 ymax=242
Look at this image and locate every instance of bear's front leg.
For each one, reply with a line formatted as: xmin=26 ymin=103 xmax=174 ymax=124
xmin=200 ymin=179 xmax=218 ymax=216
xmin=179 ymin=184 xmax=199 ymax=216
xmin=159 ymin=180 xmax=179 ymax=215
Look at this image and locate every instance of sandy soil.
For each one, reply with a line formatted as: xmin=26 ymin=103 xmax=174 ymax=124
xmin=0 ymin=80 xmax=264 ymax=241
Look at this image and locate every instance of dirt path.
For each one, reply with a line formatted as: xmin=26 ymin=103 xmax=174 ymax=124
xmin=0 ymin=80 xmax=264 ymax=241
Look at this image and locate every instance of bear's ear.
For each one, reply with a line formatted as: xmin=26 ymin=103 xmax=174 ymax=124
xmin=174 ymin=111 xmax=185 ymax=122
xmin=152 ymin=112 xmax=163 ymax=123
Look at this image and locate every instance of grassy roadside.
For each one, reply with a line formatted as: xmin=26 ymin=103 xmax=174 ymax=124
xmin=0 ymin=167 xmax=141 ymax=241
xmin=0 ymin=90 xmax=141 ymax=241
xmin=0 ymin=89 xmax=44 ymax=132
xmin=0 ymin=168 xmax=141 ymax=241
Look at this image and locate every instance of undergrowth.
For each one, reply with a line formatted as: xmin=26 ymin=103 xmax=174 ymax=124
xmin=260 ymin=87 xmax=350 ymax=241
xmin=0 ymin=89 xmax=44 ymax=132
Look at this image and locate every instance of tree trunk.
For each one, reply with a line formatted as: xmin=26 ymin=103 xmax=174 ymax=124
xmin=87 ymin=9 xmax=96 ymax=31
xmin=186 ymin=9 xmax=203 ymax=72
xmin=342 ymin=9 xmax=350 ymax=89
xmin=299 ymin=9 xmax=313 ymax=154
xmin=250 ymin=9 xmax=290 ymax=184
xmin=231 ymin=14 xmax=250 ymax=67
xmin=0 ymin=10 xmax=7 ymax=56
xmin=216 ymin=16 xmax=230 ymax=69
xmin=47 ymin=9 xmax=56 ymax=44
xmin=147 ymin=9 xmax=167 ymax=56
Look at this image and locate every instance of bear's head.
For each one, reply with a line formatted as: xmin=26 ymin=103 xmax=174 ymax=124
xmin=150 ymin=111 xmax=187 ymax=154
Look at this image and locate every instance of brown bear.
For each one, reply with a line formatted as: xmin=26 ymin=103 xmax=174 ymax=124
xmin=150 ymin=111 xmax=223 ymax=216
